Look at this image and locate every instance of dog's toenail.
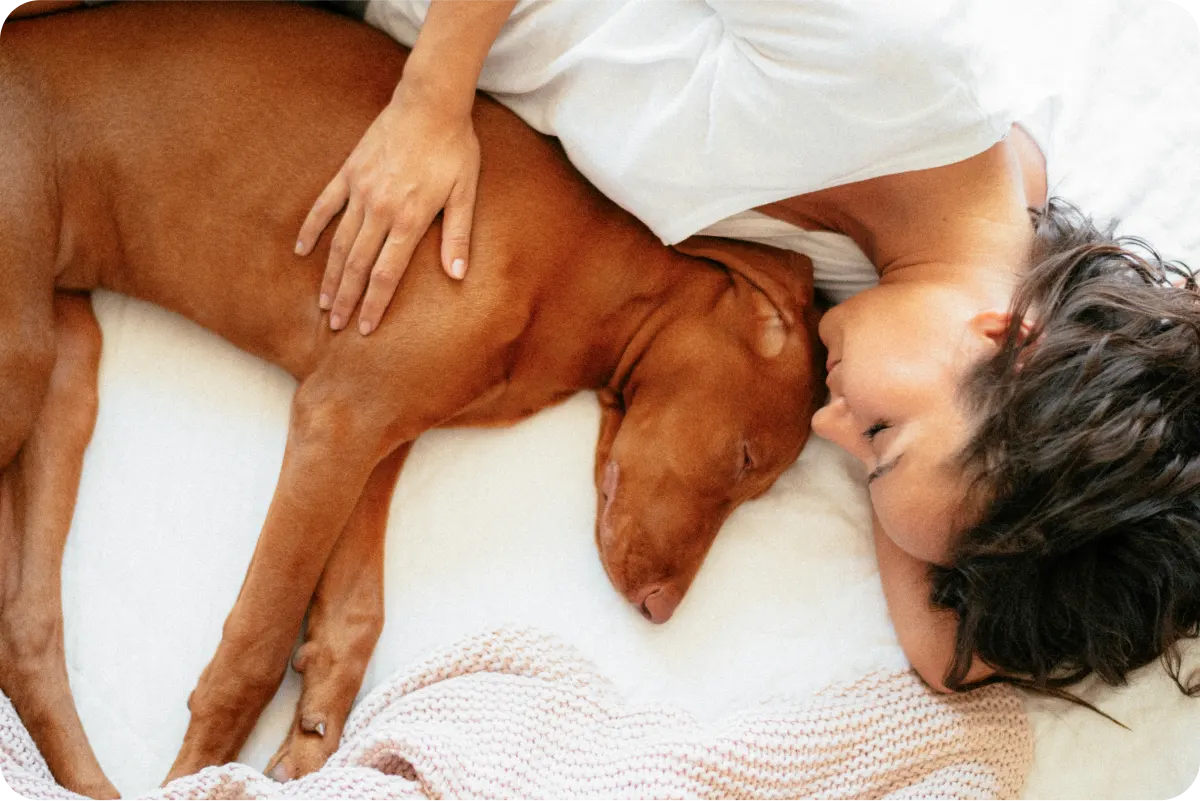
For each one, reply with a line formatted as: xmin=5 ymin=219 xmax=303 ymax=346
xmin=269 ymin=762 xmax=292 ymax=783
xmin=301 ymin=714 xmax=326 ymax=737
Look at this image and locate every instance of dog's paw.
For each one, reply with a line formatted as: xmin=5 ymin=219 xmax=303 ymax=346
xmin=264 ymin=716 xmax=338 ymax=782
xmin=74 ymin=776 xmax=122 ymax=800
xmin=266 ymin=638 xmax=370 ymax=781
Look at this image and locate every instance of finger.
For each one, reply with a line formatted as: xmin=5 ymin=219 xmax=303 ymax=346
xmin=329 ymin=209 xmax=391 ymax=332
xmin=322 ymin=196 xmax=365 ymax=329
xmin=440 ymin=177 xmax=477 ymax=281
xmin=357 ymin=207 xmax=433 ymax=334
xmin=296 ymin=172 xmax=350 ymax=260
xmin=357 ymin=235 xmax=413 ymax=335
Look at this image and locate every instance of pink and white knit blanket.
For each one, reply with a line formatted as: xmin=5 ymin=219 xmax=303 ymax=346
xmin=0 ymin=628 xmax=1031 ymax=800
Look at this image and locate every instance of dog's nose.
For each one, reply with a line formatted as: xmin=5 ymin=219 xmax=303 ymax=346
xmin=636 ymin=583 xmax=680 ymax=624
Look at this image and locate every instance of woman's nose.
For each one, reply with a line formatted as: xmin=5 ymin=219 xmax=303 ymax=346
xmin=812 ymin=397 xmax=871 ymax=464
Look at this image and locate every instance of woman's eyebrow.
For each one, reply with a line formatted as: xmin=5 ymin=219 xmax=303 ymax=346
xmin=867 ymin=454 xmax=902 ymax=484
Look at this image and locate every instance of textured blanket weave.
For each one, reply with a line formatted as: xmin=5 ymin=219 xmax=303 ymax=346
xmin=0 ymin=628 xmax=1031 ymax=799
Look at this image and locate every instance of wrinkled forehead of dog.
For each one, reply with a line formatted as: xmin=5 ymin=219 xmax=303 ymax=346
xmin=614 ymin=236 xmax=818 ymax=469
xmin=675 ymin=234 xmax=816 ymax=357
xmin=666 ymin=235 xmax=814 ymax=383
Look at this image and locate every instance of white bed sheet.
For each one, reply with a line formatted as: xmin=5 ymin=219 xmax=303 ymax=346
xmin=40 ymin=0 xmax=1200 ymax=798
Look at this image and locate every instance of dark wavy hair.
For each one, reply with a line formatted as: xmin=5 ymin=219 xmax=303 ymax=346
xmin=931 ymin=198 xmax=1200 ymax=705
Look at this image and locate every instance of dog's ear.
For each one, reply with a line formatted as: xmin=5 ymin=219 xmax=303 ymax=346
xmin=674 ymin=236 xmax=815 ymax=358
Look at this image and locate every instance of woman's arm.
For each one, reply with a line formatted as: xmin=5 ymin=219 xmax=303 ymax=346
xmin=295 ymin=0 xmax=518 ymax=335
xmin=7 ymin=1 xmax=85 ymax=19
xmin=873 ymin=514 xmax=995 ymax=692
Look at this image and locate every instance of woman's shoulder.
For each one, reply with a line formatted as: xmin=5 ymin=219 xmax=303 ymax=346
xmin=1010 ymin=123 xmax=1049 ymax=212
xmin=763 ymin=131 xmax=1037 ymax=272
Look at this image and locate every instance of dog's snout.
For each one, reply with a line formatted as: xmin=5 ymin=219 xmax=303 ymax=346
xmin=635 ymin=583 xmax=680 ymax=624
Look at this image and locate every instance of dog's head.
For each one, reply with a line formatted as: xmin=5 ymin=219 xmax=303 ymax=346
xmin=594 ymin=237 xmax=823 ymax=623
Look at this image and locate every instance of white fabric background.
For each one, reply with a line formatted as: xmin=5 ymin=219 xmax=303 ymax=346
xmin=28 ymin=0 xmax=1200 ymax=798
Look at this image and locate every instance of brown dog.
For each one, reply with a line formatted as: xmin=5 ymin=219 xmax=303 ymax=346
xmin=0 ymin=2 xmax=821 ymax=796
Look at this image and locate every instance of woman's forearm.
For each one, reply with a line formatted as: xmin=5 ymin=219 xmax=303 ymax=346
xmin=7 ymin=0 xmax=85 ymax=20
xmin=872 ymin=515 xmax=994 ymax=692
xmin=297 ymin=0 xmax=516 ymax=334
xmin=396 ymin=0 xmax=518 ymax=117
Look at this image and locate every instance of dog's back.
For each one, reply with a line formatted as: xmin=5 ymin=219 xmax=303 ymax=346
xmin=1 ymin=2 xmax=671 ymax=380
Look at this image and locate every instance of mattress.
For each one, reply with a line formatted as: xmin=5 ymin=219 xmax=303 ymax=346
xmin=35 ymin=0 xmax=1200 ymax=797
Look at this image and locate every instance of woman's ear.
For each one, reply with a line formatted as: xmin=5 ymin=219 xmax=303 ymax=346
xmin=968 ymin=310 xmax=1032 ymax=353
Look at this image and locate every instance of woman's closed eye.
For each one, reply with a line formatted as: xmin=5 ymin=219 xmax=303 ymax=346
xmin=862 ymin=421 xmax=900 ymax=484
xmin=862 ymin=421 xmax=892 ymax=444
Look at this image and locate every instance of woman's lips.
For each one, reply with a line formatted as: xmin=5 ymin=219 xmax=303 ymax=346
xmin=824 ymin=359 xmax=843 ymax=395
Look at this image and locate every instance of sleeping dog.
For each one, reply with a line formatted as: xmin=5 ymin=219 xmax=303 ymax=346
xmin=0 ymin=3 xmax=821 ymax=795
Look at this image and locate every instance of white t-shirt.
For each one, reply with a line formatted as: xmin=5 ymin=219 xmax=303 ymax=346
xmin=699 ymin=95 xmax=1059 ymax=304
xmin=365 ymin=0 xmax=1038 ymax=301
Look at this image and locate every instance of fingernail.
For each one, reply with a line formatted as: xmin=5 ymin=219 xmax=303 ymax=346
xmin=451 ymin=258 xmax=466 ymax=280
xmin=330 ymin=313 xmax=343 ymax=330
xmin=294 ymin=240 xmax=305 ymax=255
xmin=319 ymin=293 xmax=331 ymax=310
xmin=359 ymin=319 xmax=372 ymax=336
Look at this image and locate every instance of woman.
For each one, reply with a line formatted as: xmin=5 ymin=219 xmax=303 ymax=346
xmin=301 ymin=0 xmax=1200 ymax=698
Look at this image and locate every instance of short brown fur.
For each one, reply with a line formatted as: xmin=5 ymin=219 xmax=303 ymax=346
xmin=0 ymin=3 xmax=821 ymax=795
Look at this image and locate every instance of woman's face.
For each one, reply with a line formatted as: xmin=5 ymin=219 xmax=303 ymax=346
xmin=811 ymin=280 xmax=1002 ymax=565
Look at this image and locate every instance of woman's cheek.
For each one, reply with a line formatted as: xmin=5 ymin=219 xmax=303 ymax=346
xmin=871 ymin=489 xmax=952 ymax=566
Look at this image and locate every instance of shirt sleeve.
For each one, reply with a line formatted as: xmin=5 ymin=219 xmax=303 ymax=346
xmin=367 ymin=0 xmax=1021 ymax=244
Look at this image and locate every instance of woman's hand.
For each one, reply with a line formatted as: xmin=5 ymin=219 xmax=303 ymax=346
xmin=295 ymin=87 xmax=480 ymax=335
xmin=294 ymin=0 xmax=517 ymax=335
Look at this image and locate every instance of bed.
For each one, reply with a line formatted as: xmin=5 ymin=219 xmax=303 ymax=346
xmin=15 ymin=0 xmax=1200 ymax=797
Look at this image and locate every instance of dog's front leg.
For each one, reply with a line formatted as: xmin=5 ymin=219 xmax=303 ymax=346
xmin=164 ymin=299 xmax=510 ymax=783
xmin=264 ymin=442 xmax=409 ymax=782
xmin=164 ymin=371 xmax=398 ymax=782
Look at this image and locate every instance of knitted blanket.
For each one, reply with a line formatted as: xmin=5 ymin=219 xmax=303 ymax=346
xmin=1 ymin=628 xmax=1030 ymax=800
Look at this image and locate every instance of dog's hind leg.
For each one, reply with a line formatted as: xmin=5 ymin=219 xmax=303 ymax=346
xmin=264 ymin=442 xmax=410 ymax=782
xmin=0 ymin=90 xmax=58 ymax=471
xmin=0 ymin=293 xmax=117 ymax=799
